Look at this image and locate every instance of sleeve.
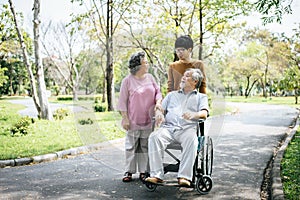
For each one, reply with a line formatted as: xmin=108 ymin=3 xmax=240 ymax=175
xmin=198 ymin=93 xmax=209 ymax=114
xmin=167 ymin=64 xmax=174 ymax=93
xmin=195 ymin=61 xmax=207 ymax=94
xmin=117 ymin=77 xmax=129 ymax=112
xmin=149 ymin=74 xmax=163 ymax=101
xmin=162 ymin=92 xmax=171 ymax=111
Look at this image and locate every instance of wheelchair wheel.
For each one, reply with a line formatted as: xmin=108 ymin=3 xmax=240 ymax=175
xmin=144 ymin=181 xmax=157 ymax=192
xmin=205 ymin=137 xmax=213 ymax=176
xmin=196 ymin=175 xmax=213 ymax=194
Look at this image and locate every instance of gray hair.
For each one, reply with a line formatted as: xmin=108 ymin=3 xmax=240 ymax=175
xmin=186 ymin=68 xmax=203 ymax=89
xmin=128 ymin=51 xmax=145 ymax=75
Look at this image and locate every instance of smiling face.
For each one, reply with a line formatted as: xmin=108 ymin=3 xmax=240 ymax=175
xmin=180 ymin=70 xmax=198 ymax=91
xmin=138 ymin=57 xmax=149 ymax=74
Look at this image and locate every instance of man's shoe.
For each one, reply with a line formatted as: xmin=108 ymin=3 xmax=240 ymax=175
xmin=178 ymin=178 xmax=191 ymax=187
xmin=145 ymin=177 xmax=164 ymax=184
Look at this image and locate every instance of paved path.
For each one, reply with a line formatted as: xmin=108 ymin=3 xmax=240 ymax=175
xmin=8 ymin=97 xmax=85 ymax=118
xmin=0 ymin=102 xmax=298 ymax=199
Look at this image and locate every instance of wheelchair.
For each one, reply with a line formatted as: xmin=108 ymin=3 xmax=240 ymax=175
xmin=143 ymin=119 xmax=213 ymax=195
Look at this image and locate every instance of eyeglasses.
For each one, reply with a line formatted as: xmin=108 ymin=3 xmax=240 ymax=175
xmin=175 ymin=48 xmax=186 ymax=53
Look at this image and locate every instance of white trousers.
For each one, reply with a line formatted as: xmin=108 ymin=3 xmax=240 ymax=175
xmin=148 ymin=126 xmax=198 ymax=181
xmin=124 ymin=129 xmax=152 ymax=174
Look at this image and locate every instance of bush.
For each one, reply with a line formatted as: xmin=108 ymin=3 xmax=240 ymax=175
xmin=78 ymin=118 xmax=94 ymax=125
xmin=94 ymin=103 xmax=106 ymax=112
xmin=57 ymin=96 xmax=73 ymax=101
xmin=10 ymin=116 xmax=35 ymax=136
xmin=53 ymin=108 xmax=69 ymax=120
xmin=94 ymin=96 xmax=102 ymax=103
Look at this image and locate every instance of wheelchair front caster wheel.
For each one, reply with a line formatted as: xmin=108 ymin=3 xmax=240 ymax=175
xmin=196 ymin=175 xmax=213 ymax=194
xmin=144 ymin=181 xmax=157 ymax=192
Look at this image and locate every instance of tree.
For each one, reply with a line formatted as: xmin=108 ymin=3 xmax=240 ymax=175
xmin=279 ymin=23 xmax=300 ymax=104
xmin=153 ymin=0 xmax=252 ymax=60
xmin=0 ymin=67 xmax=7 ymax=89
xmin=255 ymin=0 xmax=293 ymax=24
xmin=0 ymin=4 xmax=32 ymax=96
xmin=33 ymin=0 xmax=53 ymax=119
xmin=229 ymin=42 xmax=263 ymax=98
xmin=41 ymin=21 xmax=88 ymax=101
xmin=71 ymin=0 xmax=133 ymax=111
xmin=8 ymin=0 xmax=52 ymax=120
xmin=244 ymin=28 xmax=291 ymax=98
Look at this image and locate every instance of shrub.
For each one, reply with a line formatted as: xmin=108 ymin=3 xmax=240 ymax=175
xmin=57 ymin=96 xmax=73 ymax=101
xmin=10 ymin=116 xmax=35 ymax=136
xmin=78 ymin=118 xmax=94 ymax=125
xmin=53 ymin=108 xmax=69 ymax=120
xmin=94 ymin=96 xmax=102 ymax=103
xmin=94 ymin=103 xmax=106 ymax=112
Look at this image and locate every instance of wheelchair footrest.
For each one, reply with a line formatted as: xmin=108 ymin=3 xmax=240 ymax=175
xmin=163 ymin=163 xmax=180 ymax=173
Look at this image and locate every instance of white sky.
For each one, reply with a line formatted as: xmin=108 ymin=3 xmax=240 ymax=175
xmin=1 ymin=0 xmax=300 ymax=36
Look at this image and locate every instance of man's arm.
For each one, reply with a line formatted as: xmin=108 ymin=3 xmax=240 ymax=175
xmin=182 ymin=109 xmax=208 ymax=120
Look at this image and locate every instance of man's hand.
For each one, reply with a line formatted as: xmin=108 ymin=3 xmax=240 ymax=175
xmin=182 ymin=110 xmax=207 ymax=120
xmin=182 ymin=112 xmax=198 ymax=120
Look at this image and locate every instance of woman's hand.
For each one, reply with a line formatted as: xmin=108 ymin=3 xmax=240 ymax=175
xmin=122 ymin=118 xmax=130 ymax=131
xmin=155 ymin=111 xmax=165 ymax=127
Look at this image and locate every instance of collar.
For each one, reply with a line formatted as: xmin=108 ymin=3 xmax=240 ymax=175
xmin=178 ymin=89 xmax=197 ymax=94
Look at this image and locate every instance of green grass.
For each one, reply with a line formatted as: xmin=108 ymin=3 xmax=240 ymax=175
xmin=225 ymin=96 xmax=299 ymax=108
xmin=281 ymin=128 xmax=300 ymax=199
xmin=0 ymin=99 xmax=124 ymax=160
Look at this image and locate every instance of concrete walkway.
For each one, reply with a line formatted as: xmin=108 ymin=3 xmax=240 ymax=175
xmin=0 ymin=102 xmax=299 ymax=199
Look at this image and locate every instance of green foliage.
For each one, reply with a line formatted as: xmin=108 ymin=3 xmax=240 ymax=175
xmin=51 ymin=85 xmax=60 ymax=96
xmin=10 ymin=116 xmax=35 ymax=136
xmin=281 ymin=129 xmax=300 ymax=199
xmin=78 ymin=118 xmax=94 ymax=125
xmin=94 ymin=103 xmax=107 ymax=112
xmin=255 ymin=0 xmax=293 ymax=24
xmin=56 ymin=95 xmax=102 ymax=101
xmin=0 ymin=67 xmax=8 ymax=88
xmin=57 ymin=96 xmax=73 ymax=101
xmin=53 ymin=108 xmax=69 ymax=120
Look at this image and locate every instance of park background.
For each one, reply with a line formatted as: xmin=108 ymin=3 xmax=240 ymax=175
xmin=0 ymin=0 xmax=299 ymax=199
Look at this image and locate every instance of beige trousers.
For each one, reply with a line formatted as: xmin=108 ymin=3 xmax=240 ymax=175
xmin=124 ymin=129 xmax=152 ymax=174
xmin=148 ymin=126 xmax=198 ymax=181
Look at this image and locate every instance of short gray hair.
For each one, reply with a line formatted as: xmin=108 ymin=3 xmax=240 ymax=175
xmin=186 ymin=68 xmax=203 ymax=89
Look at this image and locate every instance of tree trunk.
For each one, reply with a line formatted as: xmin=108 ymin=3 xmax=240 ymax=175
xmin=8 ymin=0 xmax=41 ymax=114
xmin=33 ymin=0 xmax=53 ymax=120
xmin=198 ymin=0 xmax=203 ymax=60
xmin=102 ymin=74 xmax=106 ymax=103
xmin=106 ymin=0 xmax=115 ymax=111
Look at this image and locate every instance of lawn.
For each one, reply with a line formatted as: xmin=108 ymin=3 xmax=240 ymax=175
xmin=281 ymin=128 xmax=300 ymax=199
xmin=225 ymin=95 xmax=299 ymax=108
xmin=0 ymin=97 xmax=124 ymax=160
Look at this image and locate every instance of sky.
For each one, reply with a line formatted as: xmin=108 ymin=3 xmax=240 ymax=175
xmin=1 ymin=0 xmax=300 ymax=37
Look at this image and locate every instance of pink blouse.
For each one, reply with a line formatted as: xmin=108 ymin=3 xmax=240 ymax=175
xmin=118 ymin=74 xmax=162 ymax=131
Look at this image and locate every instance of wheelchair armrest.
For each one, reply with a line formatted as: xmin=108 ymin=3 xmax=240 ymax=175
xmin=198 ymin=118 xmax=205 ymax=123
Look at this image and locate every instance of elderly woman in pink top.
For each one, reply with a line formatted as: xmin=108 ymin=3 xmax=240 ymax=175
xmin=118 ymin=51 xmax=162 ymax=182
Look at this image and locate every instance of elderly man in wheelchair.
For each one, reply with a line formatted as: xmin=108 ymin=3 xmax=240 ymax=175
xmin=145 ymin=68 xmax=209 ymax=188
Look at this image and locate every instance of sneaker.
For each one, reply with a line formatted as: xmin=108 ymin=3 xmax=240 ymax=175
xmin=178 ymin=178 xmax=191 ymax=187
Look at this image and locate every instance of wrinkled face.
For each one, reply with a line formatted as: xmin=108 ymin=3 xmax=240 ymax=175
xmin=175 ymin=47 xmax=191 ymax=60
xmin=180 ymin=70 xmax=197 ymax=90
xmin=139 ymin=57 xmax=149 ymax=74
